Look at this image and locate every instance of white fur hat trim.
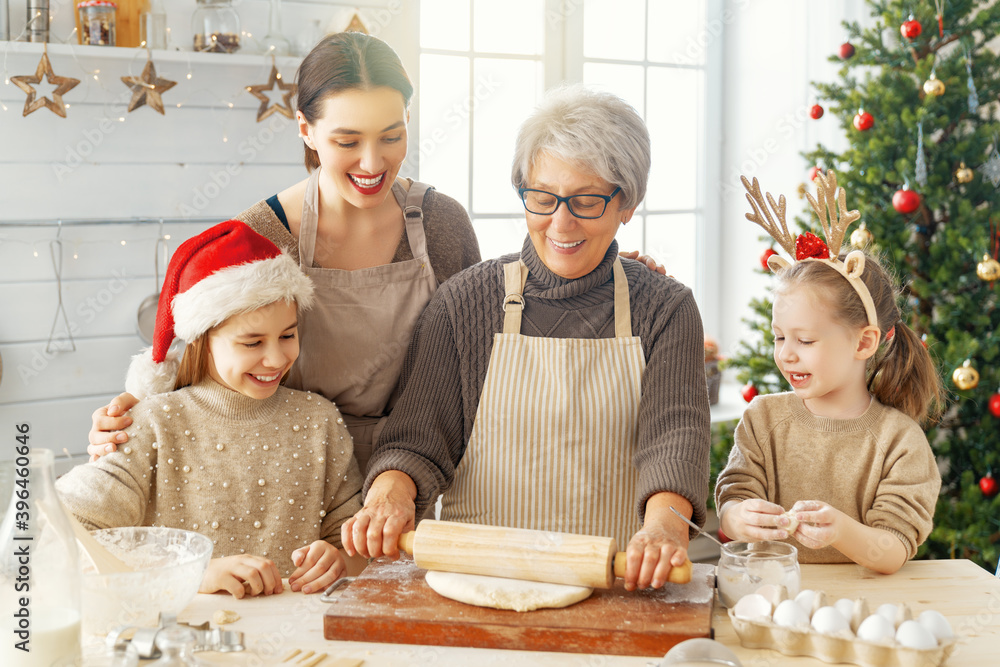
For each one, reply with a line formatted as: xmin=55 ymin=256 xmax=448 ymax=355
xmin=125 ymin=347 xmax=180 ymax=400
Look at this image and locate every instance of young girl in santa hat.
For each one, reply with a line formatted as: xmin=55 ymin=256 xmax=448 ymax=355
xmin=57 ymin=220 xmax=362 ymax=598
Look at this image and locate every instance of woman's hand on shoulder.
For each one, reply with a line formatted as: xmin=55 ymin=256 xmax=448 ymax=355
xmin=623 ymin=525 xmax=688 ymax=591
xmin=341 ymin=470 xmax=417 ymax=559
xmin=200 ymin=555 xmax=283 ymax=599
xmin=288 ymin=541 xmax=345 ymax=594
xmin=619 ymin=250 xmax=667 ymax=276
xmin=87 ymin=392 xmax=138 ymax=461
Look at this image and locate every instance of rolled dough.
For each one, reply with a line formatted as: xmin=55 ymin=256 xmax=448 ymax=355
xmin=425 ymin=571 xmax=594 ymax=612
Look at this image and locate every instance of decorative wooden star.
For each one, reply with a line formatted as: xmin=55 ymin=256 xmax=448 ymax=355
xmin=11 ymin=51 xmax=80 ymax=118
xmin=346 ymin=13 xmax=369 ymax=34
xmin=245 ymin=64 xmax=297 ymax=122
xmin=121 ymin=59 xmax=177 ymax=115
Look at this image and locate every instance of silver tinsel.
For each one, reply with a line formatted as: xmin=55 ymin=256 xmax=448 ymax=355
xmin=915 ymin=121 xmax=928 ymax=187
xmin=967 ymin=56 xmax=980 ymax=114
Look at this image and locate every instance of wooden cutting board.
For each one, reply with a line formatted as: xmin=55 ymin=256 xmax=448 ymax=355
xmin=323 ymin=556 xmax=714 ymax=657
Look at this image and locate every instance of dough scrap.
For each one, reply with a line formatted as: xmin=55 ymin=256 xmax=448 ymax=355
xmin=782 ymin=510 xmax=799 ymax=534
xmin=212 ymin=609 xmax=240 ymax=625
xmin=425 ymin=571 xmax=593 ymax=612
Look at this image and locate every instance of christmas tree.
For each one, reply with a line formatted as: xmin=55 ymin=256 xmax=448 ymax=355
xmin=723 ymin=0 xmax=1000 ymax=571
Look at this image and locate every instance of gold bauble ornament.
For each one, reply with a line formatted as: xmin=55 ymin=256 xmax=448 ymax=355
xmin=955 ymin=162 xmax=974 ymax=184
xmin=977 ymin=253 xmax=1000 ymax=282
xmin=851 ymin=221 xmax=874 ymax=248
xmin=923 ymin=73 xmax=945 ymax=96
xmin=952 ymin=359 xmax=980 ymax=391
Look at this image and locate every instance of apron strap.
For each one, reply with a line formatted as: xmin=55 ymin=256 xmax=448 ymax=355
xmin=502 ymin=260 xmax=528 ymax=334
xmin=298 ymin=168 xmax=322 ymax=268
xmin=613 ymin=257 xmax=632 ymax=338
xmin=401 ymin=180 xmax=432 ymax=260
xmin=502 ymin=257 xmax=632 ymax=338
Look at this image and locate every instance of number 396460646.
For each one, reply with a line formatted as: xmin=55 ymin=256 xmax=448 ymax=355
xmin=13 ymin=423 xmax=31 ymax=522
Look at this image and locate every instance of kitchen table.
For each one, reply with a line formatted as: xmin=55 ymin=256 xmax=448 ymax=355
xmin=163 ymin=559 xmax=998 ymax=666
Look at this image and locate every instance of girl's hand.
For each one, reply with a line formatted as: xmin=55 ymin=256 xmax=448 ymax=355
xmin=200 ymin=555 xmax=283 ymax=599
xmin=619 ymin=250 xmax=667 ymax=275
xmin=341 ymin=471 xmax=416 ymax=559
xmin=720 ymin=499 xmax=788 ymax=541
xmin=786 ymin=500 xmax=842 ymax=550
xmin=288 ymin=541 xmax=345 ymax=594
xmin=87 ymin=392 xmax=138 ymax=461
xmin=623 ymin=525 xmax=689 ymax=591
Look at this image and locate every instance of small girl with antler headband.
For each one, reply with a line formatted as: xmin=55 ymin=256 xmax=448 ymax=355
xmin=715 ymin=171 xmax=944 ymax=574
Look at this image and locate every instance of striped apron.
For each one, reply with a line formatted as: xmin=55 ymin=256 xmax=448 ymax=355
xmin=440 ymin=257 xmax=646 ymax=549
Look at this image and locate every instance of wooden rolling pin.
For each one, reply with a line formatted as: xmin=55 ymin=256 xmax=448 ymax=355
xmin=397 ymin=519 xmax=692 ymax=589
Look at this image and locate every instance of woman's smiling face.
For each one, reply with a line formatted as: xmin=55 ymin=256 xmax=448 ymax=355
xmin=525 ymin=152 xmax=634 ymax=279
xmin=298 ymin=86 xmax=409 ymax=208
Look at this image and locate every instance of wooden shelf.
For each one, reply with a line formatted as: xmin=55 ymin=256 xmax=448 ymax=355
xmin=0 ymin=39 xmax=302 ymax=68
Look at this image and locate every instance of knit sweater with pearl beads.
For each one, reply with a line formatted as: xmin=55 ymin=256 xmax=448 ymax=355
xmin=56 ymin=378 xmax=363 ymax=576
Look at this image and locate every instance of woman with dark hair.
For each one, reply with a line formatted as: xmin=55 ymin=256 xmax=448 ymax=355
xmin=87 ymin=32 xmax=481 ymax=473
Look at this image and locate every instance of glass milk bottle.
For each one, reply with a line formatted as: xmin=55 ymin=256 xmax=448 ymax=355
xmin=0 ymin=446 xmax=82 ymax=666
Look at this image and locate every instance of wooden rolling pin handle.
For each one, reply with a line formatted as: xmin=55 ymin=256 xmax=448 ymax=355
xmin=612 ymin=553 xmax=692 ymax=584
xmin=398 ymin=531 xmax=416 ymax=555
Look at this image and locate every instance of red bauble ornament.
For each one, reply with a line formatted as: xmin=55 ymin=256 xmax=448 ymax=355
xmin=760 ymin=248 xmax=778 ymax=271
xmin=980 ymin=474 xmax=998 ymax=498
xmin=853 ymin=109 xmax=874 ymax=131
xmin=900 ymin=18 xmax=922 ymax=39
xmin=839 ymin=42 xmax=855 ymax=59
xmin=892 ymin=187 xmax=922 ymax=214
xmin=810 ymin=104 xmax=824 ymax=119
xmin=988 ymin=393 xmax=1000 ymax=418
xmin=808 ymin=165 xmax=822 ymax=181
xmin=741 ymin=383 xmax=758 ymax=403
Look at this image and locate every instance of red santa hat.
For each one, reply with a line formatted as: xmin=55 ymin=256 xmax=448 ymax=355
xmin=125 ymin=220 xmax=314 ymax=398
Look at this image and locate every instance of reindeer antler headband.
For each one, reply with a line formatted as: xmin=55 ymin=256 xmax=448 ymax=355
xmin=742 ymin=170 xmax=878 ymax=329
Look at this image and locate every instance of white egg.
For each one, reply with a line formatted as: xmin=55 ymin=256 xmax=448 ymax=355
xmin=896 ymin=619 xmax=938 ymax=649
xmin=772 ymin=599 xmax=810 ymax=629
xmin=856 ymin=613 xmax=895 ymax=642
xmin=917 ymin=609 xmax=953 ymax=641
xmin=876 ymin=602 xmax=899 ymax=627
xmin=733 ymin=593 xmax=772 ymax=621
xmin=795 ymin=589 xmax=817 ymax=612
xmin=811 ymin=606 xmax=851 ymax=634
xmin=834 ymin=598 xmax=855 ymax=622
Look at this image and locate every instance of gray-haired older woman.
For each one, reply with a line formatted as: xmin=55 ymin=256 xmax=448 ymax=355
xmin=342 ymin=85 xmax=710 ymax=590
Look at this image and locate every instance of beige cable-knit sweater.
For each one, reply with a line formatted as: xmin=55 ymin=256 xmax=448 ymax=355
xmin=714 ymin=392 xmax=941 ymax=563
xmin=56 ymin=378 xmax=362 ymax=576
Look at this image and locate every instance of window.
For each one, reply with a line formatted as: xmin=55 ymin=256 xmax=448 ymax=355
xmin=416 ymin=0 xmax=720 ymax=320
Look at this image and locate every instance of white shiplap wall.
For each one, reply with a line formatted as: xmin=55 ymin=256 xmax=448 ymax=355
xmin=0 ymin=0 xmax=418 ymax=460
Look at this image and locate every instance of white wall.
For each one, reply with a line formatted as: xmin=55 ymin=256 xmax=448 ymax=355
xmin=0 ymin=1 xmax=416 ymax=460
xmin=1 ymin=0 xmax=877 ymax=456
xmin=717 ymin=0 xmax=869 ymax=366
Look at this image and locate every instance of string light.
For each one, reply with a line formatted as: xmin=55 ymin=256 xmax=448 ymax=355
xmin=120 ymin=240 xmax=127 ymax=246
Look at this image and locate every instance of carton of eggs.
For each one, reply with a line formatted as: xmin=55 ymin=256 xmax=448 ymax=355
xmin=728 ymin=587 xmax=956 ymax=667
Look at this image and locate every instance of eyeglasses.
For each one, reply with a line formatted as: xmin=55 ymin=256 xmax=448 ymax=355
xmin=517 ymin=186 xmax=621 ymax=219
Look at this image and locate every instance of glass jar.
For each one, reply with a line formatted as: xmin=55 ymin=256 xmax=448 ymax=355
xmin=0 ymin=448 xmax=82 ymax=666
xmin=78 ymin=0 xmax=117 ymax=46
xmin=716 ymin=540 xmax=800 ymax=608
xmin=191 ymin=0 xmax=240 ymax=53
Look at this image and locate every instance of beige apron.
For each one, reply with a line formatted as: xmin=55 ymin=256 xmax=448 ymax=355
xmin=285 ymin=168 xmax=438 ymax=473
xmin=440 ymin=257 xmax=646 ymax=548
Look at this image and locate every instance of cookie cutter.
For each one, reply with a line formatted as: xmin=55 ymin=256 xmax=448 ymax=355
xmin=319 ymin=576 xmax=355 ymax=603
xmin=105 ymin=612 xmax=245 ymax=659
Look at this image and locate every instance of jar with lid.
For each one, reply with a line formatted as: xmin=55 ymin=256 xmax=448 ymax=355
xmin=78 ymin=0 xmax=117 ymax=46
xmin=191 ymin=0 xmax=241 ymax=53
